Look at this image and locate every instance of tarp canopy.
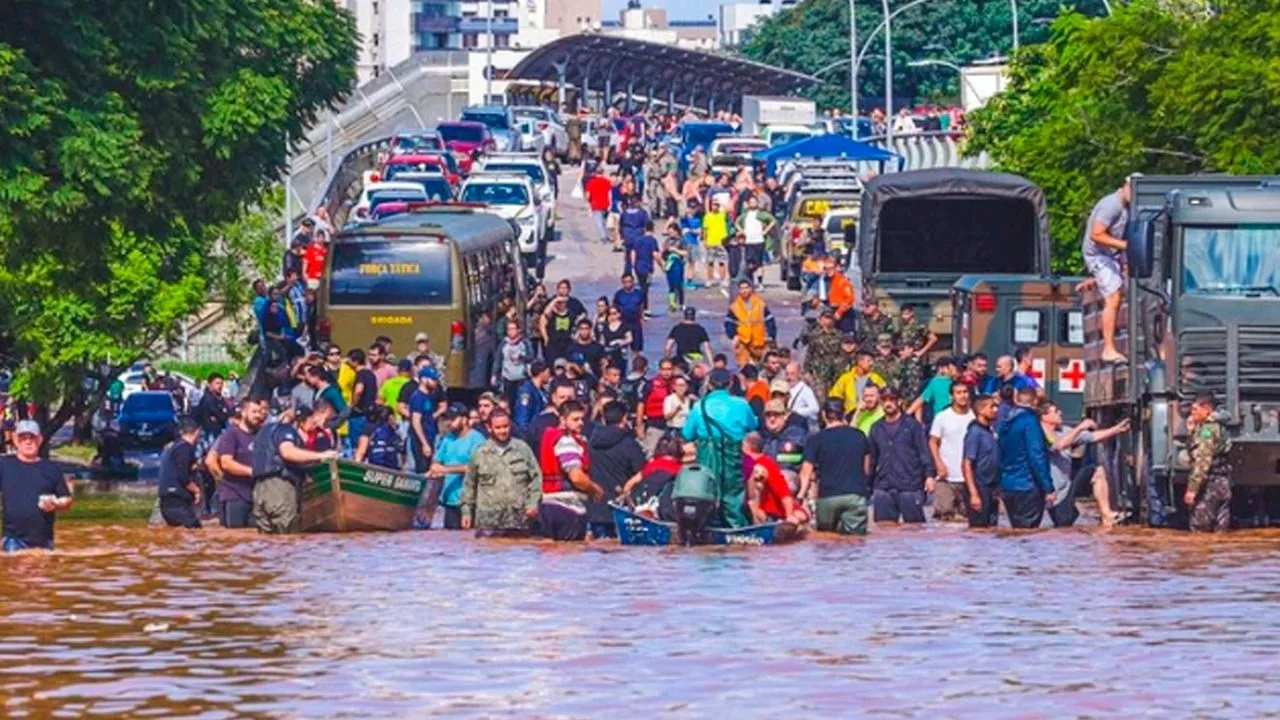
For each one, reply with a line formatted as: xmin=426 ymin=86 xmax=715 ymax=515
xmin=857 ymin=168 xmax=1051 ymax=276
xmin=754 ymin=134 xmax=904 ymax=175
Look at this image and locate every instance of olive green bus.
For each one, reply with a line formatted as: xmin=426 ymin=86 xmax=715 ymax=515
xmin=318 ymin=206 xmax=525 ymax=396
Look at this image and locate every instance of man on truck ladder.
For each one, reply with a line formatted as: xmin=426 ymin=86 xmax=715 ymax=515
xmin=1083 ymin=176 xmax=1134 ymax=364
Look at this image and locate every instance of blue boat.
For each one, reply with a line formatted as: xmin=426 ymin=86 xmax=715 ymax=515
xmin=611 ymin=503 xmax=799 ymax=547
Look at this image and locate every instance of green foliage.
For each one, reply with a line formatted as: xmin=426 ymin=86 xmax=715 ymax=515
xmin=736 ymin=0 xmax=1110 ymax=111
xmin=967 ymin=0 xmax=1280 ymax=272
xmin=158 ymin=361 xmax=248 ymax=382
xmin=0 ymin=1 xmax=356 ymax=419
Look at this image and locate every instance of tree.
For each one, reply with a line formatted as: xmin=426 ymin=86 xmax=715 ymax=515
xmin=0 ymin=0 xmax=357 ymax=435
xmin=966 ymin=0 xmax=1280 ymax=272
xmin=735 ymin=0 xmax=1110 ymax=112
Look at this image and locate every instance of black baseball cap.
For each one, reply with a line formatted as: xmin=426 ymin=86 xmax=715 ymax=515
xmin=841 ymin=332 xmax=858 ymax=343
xmin=683 ymin=306 xmax=697 ymax=319
xmin=708 ymin=368 xmax=733 ymax=389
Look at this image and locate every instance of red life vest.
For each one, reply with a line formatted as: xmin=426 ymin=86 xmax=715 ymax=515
xmin=538 ymin=426 xmax=590 ymax=494
xmin=643 ymin=376 xmax=672 ymax=422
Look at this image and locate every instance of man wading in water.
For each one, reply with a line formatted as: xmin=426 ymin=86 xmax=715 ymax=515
xmin=461 ymin=410 xmax=542 ymax=538
xmin=681 ymin=368 xmax=757 ymax=528
xmin=251 ymin=400 xmax=338 ymax=534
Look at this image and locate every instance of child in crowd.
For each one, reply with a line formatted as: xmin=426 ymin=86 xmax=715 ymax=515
xmin=663 ymin=223 xmax=688 ymax=313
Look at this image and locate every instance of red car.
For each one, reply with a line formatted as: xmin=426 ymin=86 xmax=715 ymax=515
xmin=378 ymin=153 xmax=462 ymax=188
xmin=436 ymin=121 xmax=495 ymax=173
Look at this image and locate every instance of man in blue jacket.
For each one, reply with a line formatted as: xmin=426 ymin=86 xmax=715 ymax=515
xmin=513 ymin=360 xmax=551 ymax=439
xmin=868 ymin=386 xmax=935 ymax=524
xmin=997 ymin=387 xmax=1054 ymax=528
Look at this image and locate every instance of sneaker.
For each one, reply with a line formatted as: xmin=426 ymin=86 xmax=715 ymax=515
xmin=720 ymin=286 xmax=729 ymax=298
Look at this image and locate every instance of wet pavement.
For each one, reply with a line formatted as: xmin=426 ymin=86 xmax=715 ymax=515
xmin=9 ymin=175 xmax=1280 ymax=719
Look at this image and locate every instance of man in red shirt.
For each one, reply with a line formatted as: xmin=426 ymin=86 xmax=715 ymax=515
xmin=584 ymin=168 xmax=614 ymax=245
xmin=303 ymin=230 xmax=329 ymax=285
xmin=743 ymin=432 xmax=806 ymax=525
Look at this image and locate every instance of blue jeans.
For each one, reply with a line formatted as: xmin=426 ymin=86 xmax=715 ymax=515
xmin=3 ymin=535 xmax=51 ymax=552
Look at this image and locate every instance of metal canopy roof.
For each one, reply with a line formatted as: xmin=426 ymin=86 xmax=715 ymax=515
xmin=507 ymin=34 xmax=817 ymax=109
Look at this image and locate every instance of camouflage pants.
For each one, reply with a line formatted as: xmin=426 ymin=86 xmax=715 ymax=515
xmin=1189 ymin=475 xmax=1231 ymax=533
xmin=254 ymin=476 xmax=300 ymax=535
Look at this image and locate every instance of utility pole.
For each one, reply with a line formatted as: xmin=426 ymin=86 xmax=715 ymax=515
xmin=882 ymin=0 xmax=893 ymax=145
xmin=849 ymin=0 xmax=859 ymax=130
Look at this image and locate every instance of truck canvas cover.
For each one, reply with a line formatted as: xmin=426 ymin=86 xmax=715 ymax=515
xmin=858 ymin=168 xmax=1049 ymax=275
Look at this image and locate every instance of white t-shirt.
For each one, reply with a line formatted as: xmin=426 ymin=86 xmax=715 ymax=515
xmin=743 ymin=212 xmax=765 ymax=245
xmin=663 ymin=393 xmax=690 ymax=429
xmin=930 ymin=407 xmax=975 ymax=483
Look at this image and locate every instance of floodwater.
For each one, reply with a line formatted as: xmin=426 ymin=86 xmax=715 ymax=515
xmin=4 ymin=517 xmax=1280 ymax=719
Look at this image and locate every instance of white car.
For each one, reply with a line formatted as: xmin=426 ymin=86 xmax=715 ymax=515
xmin=459 ymin=174 xmax=544 ymax=258
xmin=763 ymin=123 xmax=816 ymax=147
xmin=708 ymin=136 xmax=769 ymax=170
xmin=512 ymin=106 xmax=569 ymax=156
xmin=353 ymin=181 xmax=429 ymax=221
xmin=474 ymin=154 xmax=556 ymax=235
xmin=117 ymin=366 xmax=200 ymax=402
xmin=515 ymin=119 xmax=547 ymax=156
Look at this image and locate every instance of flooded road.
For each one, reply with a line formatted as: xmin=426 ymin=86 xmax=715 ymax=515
xmin=4 ymin=521 xmax=1280 ymax=718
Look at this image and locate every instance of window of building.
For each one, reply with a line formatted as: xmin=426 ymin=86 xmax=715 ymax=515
xmin=463 ymin=33 xmax=478 ymax=47
xmin=494 ymin=8 xmax=508 ymax=17
xmin=494 ymin=33 xmax=510 ymax=47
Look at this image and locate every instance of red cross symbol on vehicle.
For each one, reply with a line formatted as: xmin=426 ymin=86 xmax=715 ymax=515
xmin=1059 ymin=359 xmax=1086 ymax=393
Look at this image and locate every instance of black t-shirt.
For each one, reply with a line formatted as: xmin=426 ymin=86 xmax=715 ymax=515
xmin=803 ymin=425 xmax=870 ymax=498
xmin=158 ymin=439 xmax=197 ymax=502
xmin=546 ymin=309 xmax=575 ymax=351
xmin=353 ymin=368 xmax=379 ymax=414
xmin=564 ymin=297 xmax=588 ymax=324
xmin=668 ymin=322 xmax=710 ymax=359
xmin=569 ymin=340 xmax=606 ymax=375
xmin=0 ymin=456 xmax=70 ymax=548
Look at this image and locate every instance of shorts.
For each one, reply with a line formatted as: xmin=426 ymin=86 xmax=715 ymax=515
xmin=606 ymin=213 xmax=620 ymax=231
xmin=745 ymin=243 xmax=765 ymax=268
xmin=705 ymin=245 xmax=727 ymax=264
xmin=1086 ymin=254 xmax=1124 ymax=296
xmin=685 ymin=241 xmax=704 ymax=264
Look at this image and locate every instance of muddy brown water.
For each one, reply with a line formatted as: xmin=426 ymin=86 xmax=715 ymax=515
xmin=4 ymin=516 xmax=1280 ymax=719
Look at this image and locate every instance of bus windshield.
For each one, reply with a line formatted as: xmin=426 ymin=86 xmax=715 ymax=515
xmin=328 ymin=239 xmax=453 ymax=306
xmin=1183 ymin=225 xmax=1280 ymax=296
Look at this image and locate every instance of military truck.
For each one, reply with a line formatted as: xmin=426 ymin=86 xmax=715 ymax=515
xmin=858 ymin=169 xmax=1052 ymax=350
xmin=952 ymin=275 xmax=1086 ymax=421
xmin=1083 ymin=174 xmax=1280 ymax=527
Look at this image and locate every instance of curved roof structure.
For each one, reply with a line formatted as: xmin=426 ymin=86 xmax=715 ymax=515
xmin=507 ymin=34 xmax=817 ymax=112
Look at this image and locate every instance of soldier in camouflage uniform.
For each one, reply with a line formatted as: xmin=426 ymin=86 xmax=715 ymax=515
xmin=894 ymin=306 xmax=936 ymax=358
xmin=870 ymin=333 xmax=901 ymax=387
xmin=857 ymin=299 xmax=894 ymax=354
xmin=1184 ymin=392 xmax=1232 ymax=533
xmin=894 ymin=344 xmax=923 ymax=406
xmin=798 ymin=308 xmax=845 ymax=399
xmin=460 ymin=410 xmax=543 ymax=537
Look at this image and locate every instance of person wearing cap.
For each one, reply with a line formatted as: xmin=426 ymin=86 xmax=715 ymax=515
xmin=725 ymin=279 xmax=776 ymax=368
xmin=682 ymin=367 xmax=758 ymax=528
xmin=828 ymin=349 xmax=885 ymax=416
xmin=797 ymin=309 xmax=845 ymax=400
xmin=665 ymin=306 xmax=713 ymax=366
xmin=430 ymin=403 xmax=487 ymax=530
xmin=761 ymin=396 xmax=807 ymax=477
xmin=856 ymin=299 xmax=893 ymax=354
xmin=512 ymin=359 xmax=551 ymax=440
xmin=409 ymin=365 xmax=446 ymax=474
xmin=823 ymin=258 xmax=857 ymax=333
xmin=0 ymin=420 xmax=73 ymax=551
xmin=157 ymin=418 xmax=205 ymax=529
xmin=868 ymin=385 xmax=935 ymax=524
xmin=251 ymin=400 xmax=338 ymax=534
xmin=799 ymin=400 xmax=872 ymax=535
xmin=407 ymin=332 xmax=446 ymax=376
xmin=870 ymin=333 xmax=901 ymax=383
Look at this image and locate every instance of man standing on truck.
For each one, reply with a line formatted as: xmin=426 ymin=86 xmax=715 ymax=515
xmin=1083 ymin=176 xmax=1133 ymax=364
xmin=1185 ymin=391 xmax=1233 ymax=533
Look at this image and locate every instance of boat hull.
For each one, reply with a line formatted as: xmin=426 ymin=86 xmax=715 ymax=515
xmin=611 ymin=503 xmax=798 ymax=546
xmin=301 ymin=459 xmax=427 ymax=532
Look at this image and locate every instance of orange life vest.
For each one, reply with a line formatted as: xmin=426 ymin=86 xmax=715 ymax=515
xmin=731 ymin=295 xmax=767 ymax=348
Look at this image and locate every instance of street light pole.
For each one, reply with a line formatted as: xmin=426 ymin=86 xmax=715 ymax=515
xmin=849 ymin=0 xmax=858 ymax=130
xmin=1010 ymin=0 xmax=1019 ymax=52
xmin=882 ymin=0 xmax=893 ymax=144
xmin=485 ymin=1 xmax=494 ymax=102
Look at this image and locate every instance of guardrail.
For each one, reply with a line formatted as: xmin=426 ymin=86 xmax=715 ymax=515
xmin=864 ymin=131 xmax=990 ymax=173
xmin=304 ymin=133 xmax=396 ymax=230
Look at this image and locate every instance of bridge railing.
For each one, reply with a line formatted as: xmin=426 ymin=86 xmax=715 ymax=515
xmin=863 ymin=131 xmax=990 ymax=173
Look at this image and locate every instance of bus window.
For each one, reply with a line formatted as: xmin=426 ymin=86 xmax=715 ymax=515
xmin=328 ymin=239 xmax=453 ymax=306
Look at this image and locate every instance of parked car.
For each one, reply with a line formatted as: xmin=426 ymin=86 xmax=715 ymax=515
xmin=353 ymin=181 xmax=429 ymax=221
xmin=115 ymin=391 xmax=179 ymax=449
xmin=437 ymin=121 xmax=495 ymax=172
xmin=390 ymin=129 xmax=446 ymax=155
xmin=459 ymin=173 xmax=545 ymax=273
xmin=474 ymin=153 xmax=556 ymax=235
xmin=461 ymin=105 xmax=522 ymax=153
xmin=512 ymin=106 xmax=569 ymax=157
